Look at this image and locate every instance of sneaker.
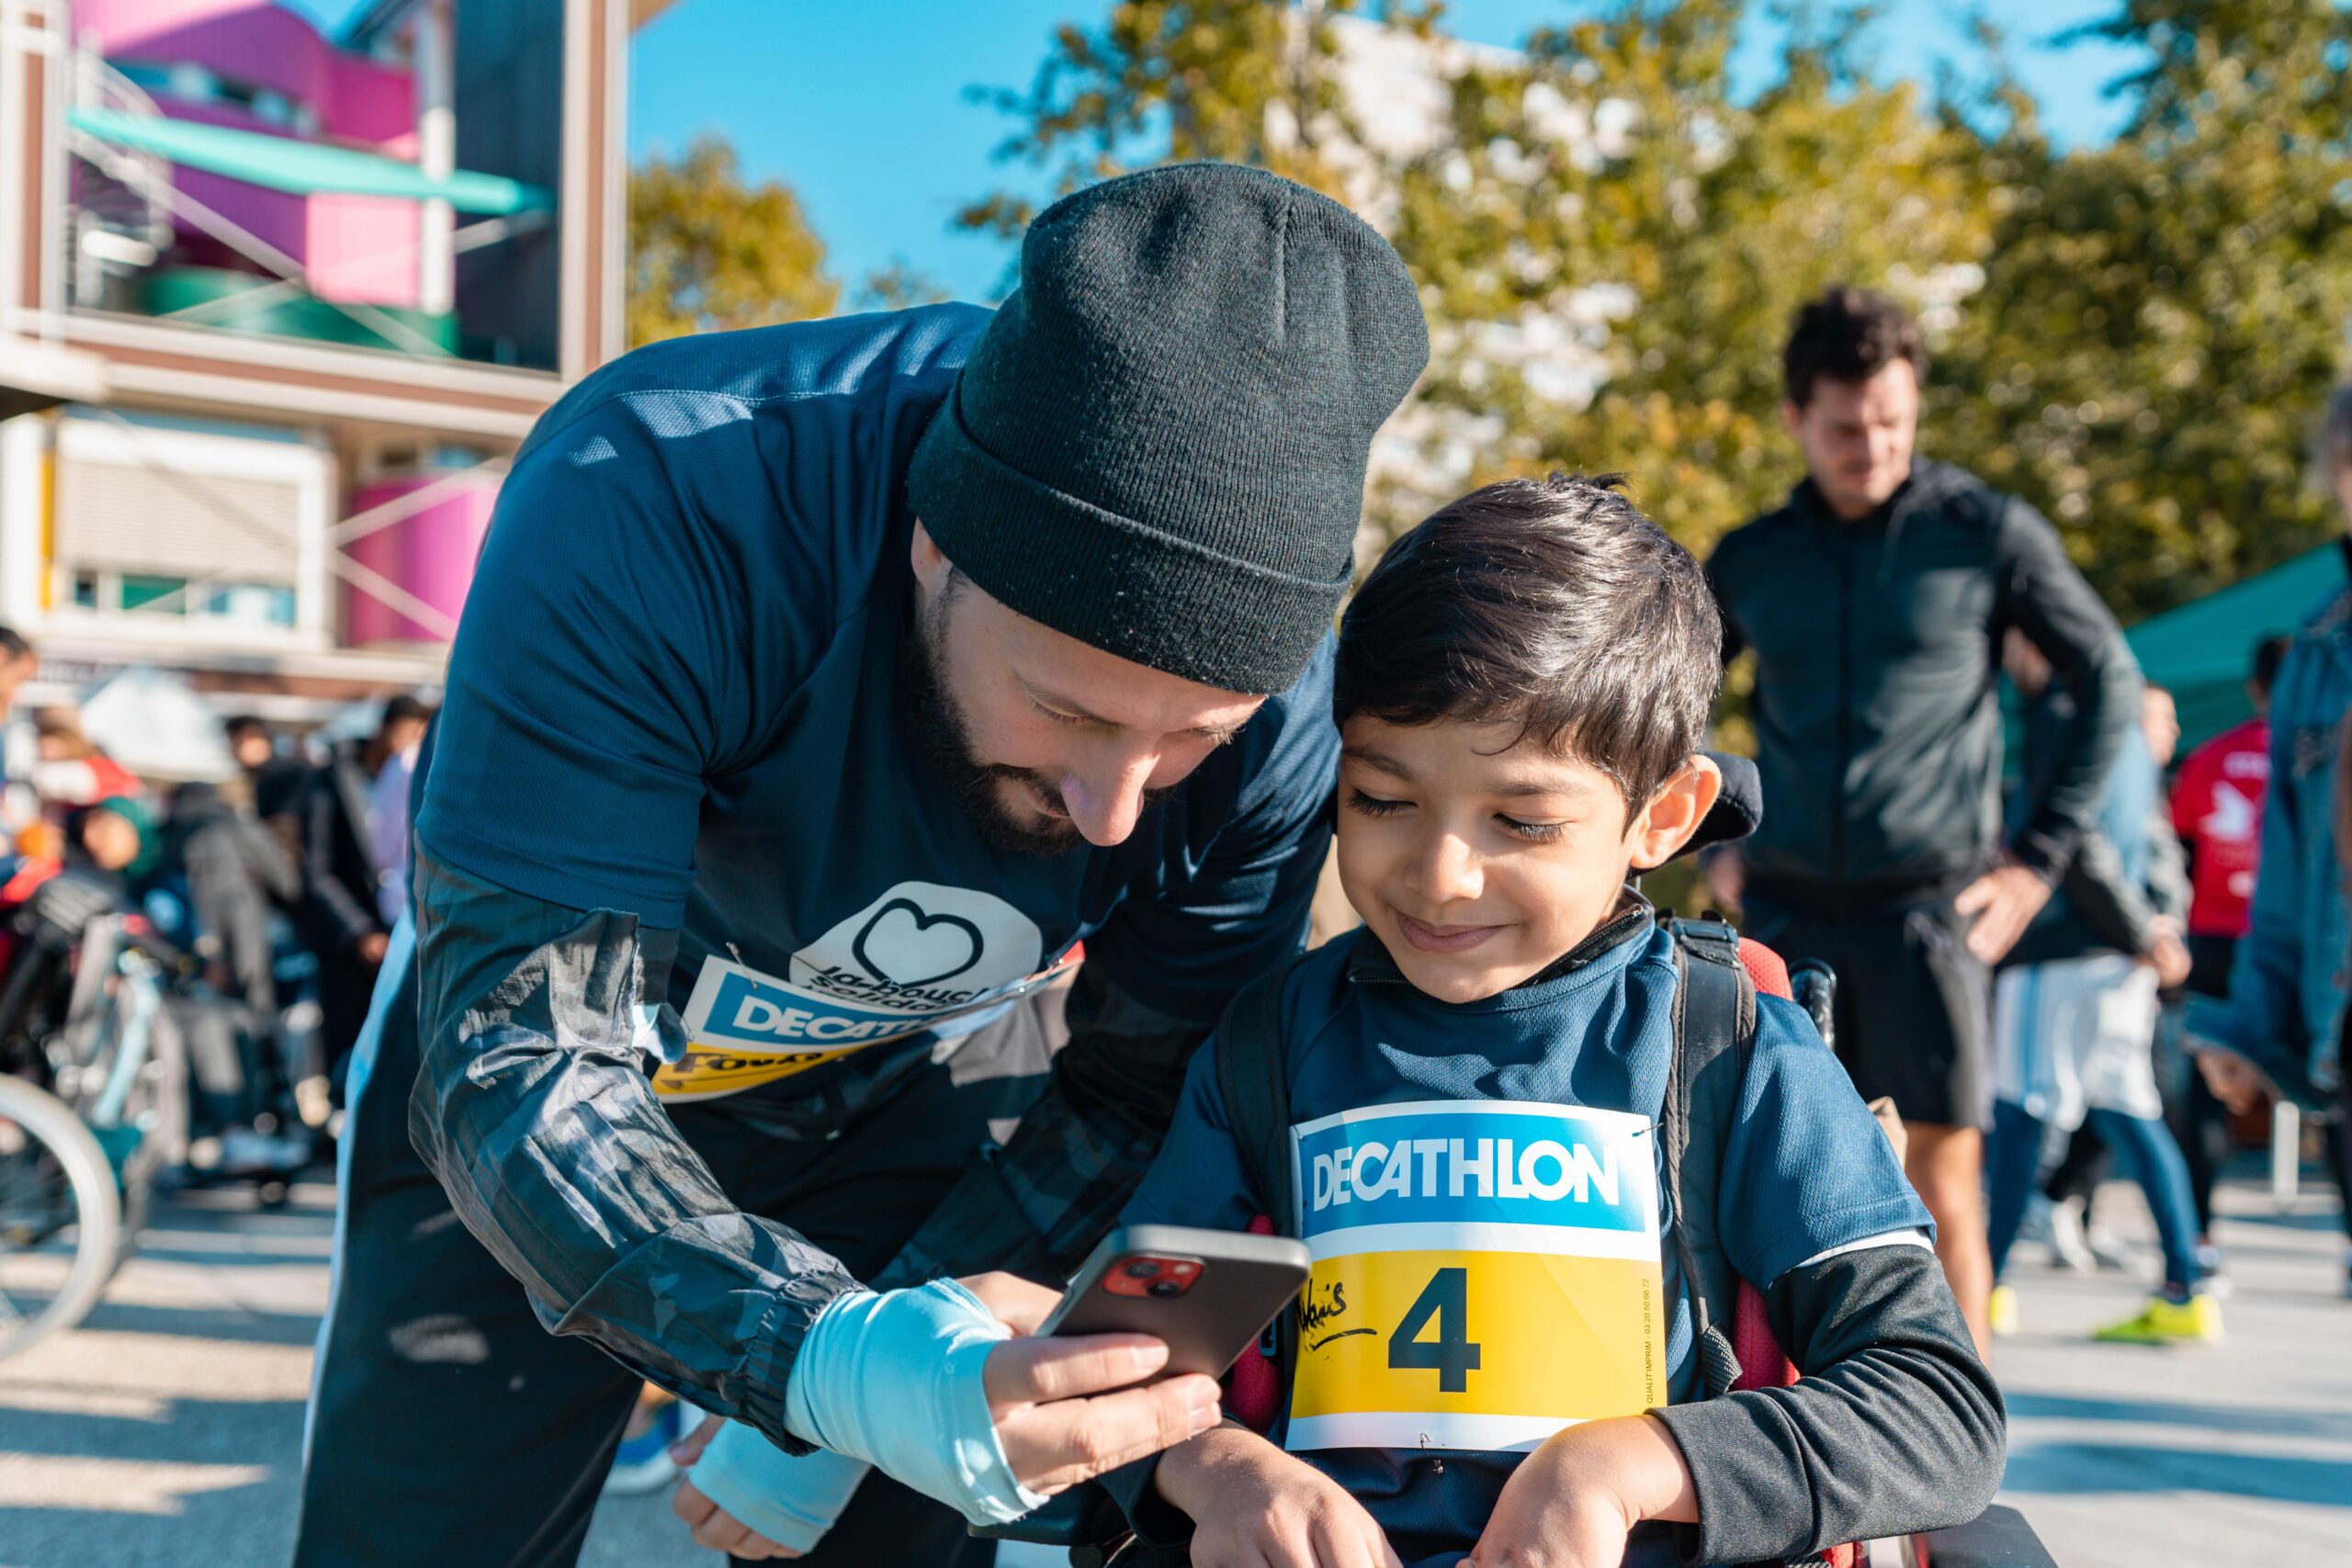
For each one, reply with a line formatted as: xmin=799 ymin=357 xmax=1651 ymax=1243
xmin=1988 ymin=1284 xmax=2019 ymax=1338
xmin=2085 ymin=1225 xmax=2138 ymax=1272
xmin=2092 ymin=1292 xmax=2223 ymax=1344
xmin=2046 ymin=1199 xmax=2097 ymax=1275
xmin=2193 ymin=1241 xmax=2233 ymax=1298
xmin=603 ymin=1396 xmax=684 ymax=1495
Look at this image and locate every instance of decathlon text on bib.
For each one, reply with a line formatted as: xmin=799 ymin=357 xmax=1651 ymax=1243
xmin=1285 ymin=1099 xmax=1666 ymax=1453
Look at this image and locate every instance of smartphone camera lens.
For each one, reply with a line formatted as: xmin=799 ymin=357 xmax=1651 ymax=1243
xmin=1147 ymin=1279 xmax=1183 ymax=1298
xmin=1123 ymin=1260 xmax=1160 ymax=1280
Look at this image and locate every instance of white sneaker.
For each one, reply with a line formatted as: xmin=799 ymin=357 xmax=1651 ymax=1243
xmin=2046 ymin=1199 xmax=2097 ymax=1274
xmin=2086 ymin=1224 xmax=2137 ymax=1272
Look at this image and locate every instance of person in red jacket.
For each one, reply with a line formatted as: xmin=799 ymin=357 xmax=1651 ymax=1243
xmin=2167 ymin=635 xmax=2290 ymax=1252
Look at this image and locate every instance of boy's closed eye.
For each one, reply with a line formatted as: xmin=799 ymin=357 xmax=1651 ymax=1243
xmin=1343 ymin=787 xmax=1576 ymax=845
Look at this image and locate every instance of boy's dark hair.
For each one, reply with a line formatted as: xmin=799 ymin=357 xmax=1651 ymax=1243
xmin=2253 ymin=634 xmax=2290 ymax=696
xmin=0 ymin=625 xmax=30 ymax=662
xmin=1783 ymin=287 xmax=1926 ymax=410
xmin=1334 ymin=474 xmax=1722 ymax=809
xmin=223 ymin=713 xmax=267 ymax=739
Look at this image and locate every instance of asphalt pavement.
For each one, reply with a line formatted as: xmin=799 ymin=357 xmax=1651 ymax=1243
xmin=2 ymin=1168 xmax=2347 ymax=1567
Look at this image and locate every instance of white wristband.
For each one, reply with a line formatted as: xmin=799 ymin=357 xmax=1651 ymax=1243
xmin=689 ymin=1421 xmax=870 ymax=1552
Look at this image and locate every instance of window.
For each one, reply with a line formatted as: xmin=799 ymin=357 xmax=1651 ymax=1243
xmin=120 ymin=574 xmax=187 ymax=615
xmin=49 ymin=412 xmax=330 ymax=649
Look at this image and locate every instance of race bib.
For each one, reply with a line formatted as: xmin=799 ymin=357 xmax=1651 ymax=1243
xmin=651 ymin=882 xmax=1078 ymax=1102
xmin=1285 ymin=1100 xmax=1666 ymax=1453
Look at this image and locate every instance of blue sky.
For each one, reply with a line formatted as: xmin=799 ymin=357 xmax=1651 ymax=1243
xmin=285 ymin=0 xmax=2145 ymax=303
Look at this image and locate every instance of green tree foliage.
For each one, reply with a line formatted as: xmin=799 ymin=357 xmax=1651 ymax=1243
xmin=966 ymin=1 xmax=2352 ymax=620
xmin=854 ymin=260 xmax=955 ymax=312
xmin=956 ymin=0 xmax=1436 ymax=243
xmin=1388 ymin=1 xmax=2001 ymax=556
xmin=628 ymin=137 xmax=839 ymax=347
xmin=1931 ymin=0 xmax=2352 ymax=615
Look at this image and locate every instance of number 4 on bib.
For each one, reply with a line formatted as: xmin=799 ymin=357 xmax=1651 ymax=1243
xmin=1387 ymin=1268 xmax=1481 ymax=1393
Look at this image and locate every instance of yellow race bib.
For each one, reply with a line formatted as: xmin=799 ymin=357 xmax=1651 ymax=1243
xmin=1285 ymin=1100 xmax=1666 ymax=1453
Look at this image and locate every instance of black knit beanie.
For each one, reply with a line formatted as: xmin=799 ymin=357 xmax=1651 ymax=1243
xmin=906 ymin=163 xmax=1429 ymax=694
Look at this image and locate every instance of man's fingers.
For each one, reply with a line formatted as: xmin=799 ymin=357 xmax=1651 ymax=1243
xmin=670 ymin=1412 xmax=723 ymax=1467
xmin=688 ymin=1506 xmax=752 ymax=1554
xmin=984 ymin=1330 xmax=1171 ymax=1407
xmin=670 ymin=1476 xmax=718 ymax=1528
xmin=997 ymin=1374 xmax=1222 ymax=1494
xmin=1952 ymin=875 xmax=1992 ymax=913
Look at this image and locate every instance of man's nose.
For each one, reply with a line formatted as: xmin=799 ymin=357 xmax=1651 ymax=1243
xmin=1059 ymin=750 xmax=1162 ymax=847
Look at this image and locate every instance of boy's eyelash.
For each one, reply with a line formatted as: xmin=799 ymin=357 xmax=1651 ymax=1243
xmin=1346 ymin=790 xmax=1408 ymax=816
xmin=1498 ymin=815 xmax=1566 ymax=843
xmin=1033 ymin=702 xmax=1088 ymax=727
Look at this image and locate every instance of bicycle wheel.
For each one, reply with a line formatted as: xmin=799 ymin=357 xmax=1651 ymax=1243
xmin=0 ymin=1074 xmax=122 ymax=1359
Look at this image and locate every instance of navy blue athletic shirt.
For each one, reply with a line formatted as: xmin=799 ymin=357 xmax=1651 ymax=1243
xmin=419 ymin=304 xmax=1340 ymax=1101
xmin=1124 ymin=917 xmax=1930 ymax=1568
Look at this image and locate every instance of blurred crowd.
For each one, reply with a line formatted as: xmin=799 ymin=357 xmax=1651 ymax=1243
xmin=0 ymin=628 xmax=432 ymax=1181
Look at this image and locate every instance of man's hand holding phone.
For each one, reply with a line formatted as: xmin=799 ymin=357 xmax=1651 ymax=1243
xmin=671 ymin=1269 xmax=1219 ymax=1553
xmin=962 ymin=1270 xmax=1226 ymax=1496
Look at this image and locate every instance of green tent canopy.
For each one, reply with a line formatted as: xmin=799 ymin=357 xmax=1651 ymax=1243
xmin=70 ymin=107 xmax=550 ymax=215
xmin=2126 ymin=543 xmax=2341 ymax=750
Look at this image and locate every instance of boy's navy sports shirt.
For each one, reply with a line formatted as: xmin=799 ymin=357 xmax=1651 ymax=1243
xmin=1122 ymin=918 xmax=1930 ymax=1568
xmin=406 ymin=305 xmax=1341 ymax=1439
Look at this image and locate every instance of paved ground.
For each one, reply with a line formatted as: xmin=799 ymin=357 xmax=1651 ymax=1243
xmin=2 ymin=1168 xmax=2347 ymax=1567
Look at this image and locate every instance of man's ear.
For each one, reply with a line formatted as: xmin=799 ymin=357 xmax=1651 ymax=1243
xmin=1779 ymin=398 xmax=1804 ymax=444
xmin=910 ymin=520 xmax=953 ymax=601
xmin=1628 ymin=755 xmax=1724 ymax=871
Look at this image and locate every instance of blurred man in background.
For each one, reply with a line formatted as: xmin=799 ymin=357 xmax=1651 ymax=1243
xmin=1708 ymin=287 xmax=2140 ymax=1354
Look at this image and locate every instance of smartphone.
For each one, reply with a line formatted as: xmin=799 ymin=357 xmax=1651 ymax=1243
xmin=1037 ymin=1224 xmax=1311 ymax=1383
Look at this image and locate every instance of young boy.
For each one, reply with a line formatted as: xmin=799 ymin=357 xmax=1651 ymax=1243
xmin=1114 ymin=476 xmax=2004 ymax=1568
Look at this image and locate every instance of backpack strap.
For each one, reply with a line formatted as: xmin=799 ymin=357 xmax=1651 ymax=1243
xmin=1214 ymin=959 xmax=1301 ymax=1237
xmin=1663 ymin=916 xmax=1758 ymax=1400
xmin=1212 ymin=956 xmax=1307 ymax=1392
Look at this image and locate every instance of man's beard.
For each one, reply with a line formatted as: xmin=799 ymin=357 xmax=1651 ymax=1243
xmin=905 ymin=584 xmax=1177 ymax=856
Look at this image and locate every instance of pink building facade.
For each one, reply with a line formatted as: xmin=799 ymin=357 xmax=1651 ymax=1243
xmin=74 ymin=0 xmax=431 ymax=308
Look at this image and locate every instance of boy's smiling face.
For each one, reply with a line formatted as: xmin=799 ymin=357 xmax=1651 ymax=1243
xmin=1336 ymin=715 xmax=1722 ymax=1004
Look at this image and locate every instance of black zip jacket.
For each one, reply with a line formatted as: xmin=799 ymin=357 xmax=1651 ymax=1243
xmin=1708 ymin=460 xmax=2139 ymax=902
xmin=2001 ymin=690 xmax=2188 ymax=970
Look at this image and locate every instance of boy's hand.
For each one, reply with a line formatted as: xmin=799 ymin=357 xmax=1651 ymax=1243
xmin=1155 ymin=1424 xmax=1403 ymax=1568
xmin=1464 ymin=1416 xmax=1695 ymax=1568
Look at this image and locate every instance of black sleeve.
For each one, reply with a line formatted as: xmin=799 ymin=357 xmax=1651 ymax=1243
xmin=866 ymin=960 xmax=1211 ymax=1289
xmin=2057 ymin=829 xmax=2158 ymax=957
xmin=1996 ymin=500 xmax=2141 ymax=880
xmin=1649 ymin=1245 xmax=2006 ymax=1564
xmin=300 ymin=771 xmax=381 ymax=950
xmin=236 ymin=815 xmax=302 ymax=906
xmin=405 ymin=846 xmax=862 ymax=1451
